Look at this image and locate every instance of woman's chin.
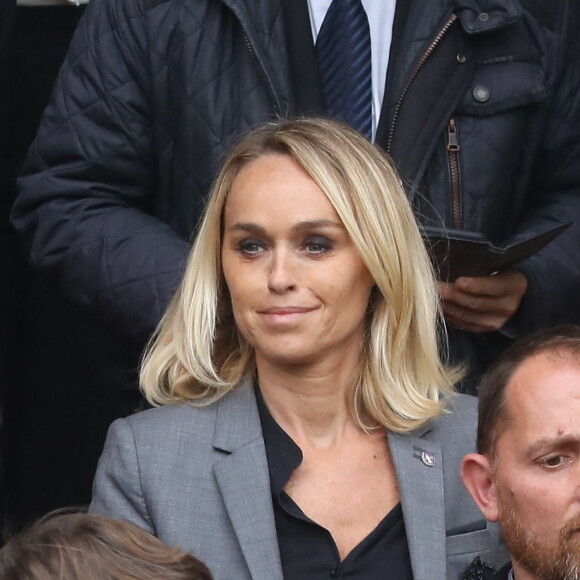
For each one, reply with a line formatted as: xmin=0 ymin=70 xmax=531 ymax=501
xmin=255 ymin=345 xmax=321 ymax=370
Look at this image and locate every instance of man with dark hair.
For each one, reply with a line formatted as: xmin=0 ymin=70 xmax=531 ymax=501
xmin=461 ymin=325 xmax=580 ymax=580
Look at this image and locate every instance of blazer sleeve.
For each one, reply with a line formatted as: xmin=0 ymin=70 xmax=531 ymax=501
xmin=90 ymin=417 xmax=155 ymax=535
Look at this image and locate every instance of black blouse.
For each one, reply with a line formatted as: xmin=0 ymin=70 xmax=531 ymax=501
xmin=256 ymin=388 xmax=414 ymax=579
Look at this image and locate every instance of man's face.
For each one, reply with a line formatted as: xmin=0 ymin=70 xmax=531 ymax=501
xmin=492 ymin=353 xmax=580 ymax=580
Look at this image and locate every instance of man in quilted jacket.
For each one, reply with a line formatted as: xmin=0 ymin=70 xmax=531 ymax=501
xmin=9 ymin=0 xmax=580 ymax=520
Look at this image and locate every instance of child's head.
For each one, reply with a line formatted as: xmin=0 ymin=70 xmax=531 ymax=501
xmin=0 ymin=509 xmax=213 ymax=580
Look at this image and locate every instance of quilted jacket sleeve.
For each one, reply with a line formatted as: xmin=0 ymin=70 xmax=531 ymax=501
xmin=514 ymin=2 xmax=580 ymax=333
xmin=12 ymin=0 xmax=190 ymax=346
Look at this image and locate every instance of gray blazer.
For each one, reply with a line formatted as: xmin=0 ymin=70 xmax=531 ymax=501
xmin=90 ymin=380 xmax=506 ymax=579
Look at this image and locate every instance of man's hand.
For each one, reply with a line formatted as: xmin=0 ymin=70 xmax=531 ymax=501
xmin=439 ymin=269 xmax=528 ymax=333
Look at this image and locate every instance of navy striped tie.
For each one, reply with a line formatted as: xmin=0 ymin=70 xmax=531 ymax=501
xmin=316 ymin=0 xmax=372 ymax=137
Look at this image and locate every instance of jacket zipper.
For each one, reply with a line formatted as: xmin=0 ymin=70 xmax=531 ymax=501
xmin=447 ymin=118 xmax=462 ymax=229
xmin=242 ymin=30 xmax=283 ymax=115
xmin=386 ymin=14 xmax=458 ymax=154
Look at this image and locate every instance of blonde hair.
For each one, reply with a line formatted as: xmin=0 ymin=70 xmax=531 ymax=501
xmin=0 ymin=509 xmax=213 ymax=580
xmin=141 ymin=117 xmax=460 ymax=433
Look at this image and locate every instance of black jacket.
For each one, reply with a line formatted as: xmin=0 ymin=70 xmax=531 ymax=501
xmin=12 ymin=0 xmax=580 ymax=388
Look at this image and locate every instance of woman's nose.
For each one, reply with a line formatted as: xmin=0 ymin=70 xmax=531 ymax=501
xmin=267 ymin=250 xmax=296 ymax=293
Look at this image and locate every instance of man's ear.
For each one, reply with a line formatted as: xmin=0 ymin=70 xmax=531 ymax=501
xmin=461 ymin=453 xmax=500 ymax=523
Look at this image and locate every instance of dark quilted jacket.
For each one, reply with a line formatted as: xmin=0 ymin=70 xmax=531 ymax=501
xmin=12 ymin=0 xmax=580 ymax=388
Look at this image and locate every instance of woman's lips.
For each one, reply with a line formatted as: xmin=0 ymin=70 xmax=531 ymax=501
xmin=259 ymin=306 xmax=318 ymax=324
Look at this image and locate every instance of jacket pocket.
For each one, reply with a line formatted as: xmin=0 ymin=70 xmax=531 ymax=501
xmin=446 ymin=529 xmax=498 ymax=580
xmin=446 ymin=528 xmax=491 ymax=556
xmin=455 ymin=58 xmax=547 ymax=117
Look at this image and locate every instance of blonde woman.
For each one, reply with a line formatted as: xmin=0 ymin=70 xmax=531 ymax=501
xmin=91 ymin=118 xmax=506 ymax=580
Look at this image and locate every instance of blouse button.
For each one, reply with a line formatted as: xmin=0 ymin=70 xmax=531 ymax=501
xmin=330 ymin=567 xmax=341 ymax=578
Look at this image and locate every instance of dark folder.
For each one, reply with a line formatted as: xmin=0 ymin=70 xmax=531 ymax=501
xmin=422 ymin=222 xmax=571 ymax=282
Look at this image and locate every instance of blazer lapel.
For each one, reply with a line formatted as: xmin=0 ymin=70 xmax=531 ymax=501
xmin=212 ymin=382 xmax=284 ymax=580
xmin=389 ymin=429 xmax=446 ymax=580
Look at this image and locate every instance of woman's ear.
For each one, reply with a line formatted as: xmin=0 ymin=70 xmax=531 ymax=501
xmin=461 ymin=453 xmax=500 ymax=523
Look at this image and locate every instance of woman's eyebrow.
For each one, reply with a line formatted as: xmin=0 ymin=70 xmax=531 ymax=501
xmin=227 ymin=222 xmax=266 ymax=234
xmin=292 ymin=220 xmax=344 ymax=232
xmin=226 ymin=220 xmax=344 ymax=234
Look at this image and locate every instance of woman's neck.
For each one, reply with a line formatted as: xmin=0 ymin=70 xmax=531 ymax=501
xmin=256 ymin=354 xmax=363 ymax=448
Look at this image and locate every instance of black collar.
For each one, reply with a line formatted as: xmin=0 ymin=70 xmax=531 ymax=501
xmin=255 ymin=386 xmax=303 ymax=496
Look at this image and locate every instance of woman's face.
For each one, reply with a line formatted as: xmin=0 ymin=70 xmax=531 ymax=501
xmin=221 ymin=154 xmax=374 ymax=371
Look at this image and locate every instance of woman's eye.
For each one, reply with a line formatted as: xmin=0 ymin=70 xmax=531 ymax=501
xmin=304 ymin=237 xmax=333 ymax=255
xmin=236 ymin=240 xmax=265 ymax=256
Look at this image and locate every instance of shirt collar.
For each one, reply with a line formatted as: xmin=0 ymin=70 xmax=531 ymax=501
xmin=255 ymin=386 xmax=303 ymax=496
